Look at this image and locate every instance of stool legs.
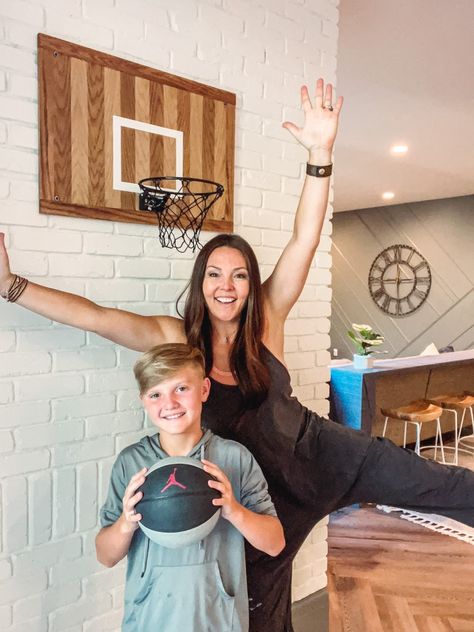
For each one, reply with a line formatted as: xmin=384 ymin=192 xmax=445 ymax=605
xmin=419 ymin=417 xmax=446 ymax=464
xmin=458 ymin=404 xmax=474 ymax=452
xmin=457 ymin=408 xmax=467 ymax=440
xmin=414 ymin=421 xmax=421 ymax=456
xmin=382 ymin=417 xmax=411 ymax=450
xmin=446 ymin=408 xmax=459 ymax=465
xmin=382 ymin=416 xmax=389 ymax=439
xmin=435 ymin=418 xmax=446 ymax=464
xmin=381 ymin=416 xmax=447 ymax=464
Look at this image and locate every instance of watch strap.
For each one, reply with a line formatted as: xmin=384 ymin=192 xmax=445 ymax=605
xmin=306 ymin=163 xmax=333 ymax=177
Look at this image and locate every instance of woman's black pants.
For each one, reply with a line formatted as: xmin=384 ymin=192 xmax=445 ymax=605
xmin=247 ymin=417 xmax=474 ymax=631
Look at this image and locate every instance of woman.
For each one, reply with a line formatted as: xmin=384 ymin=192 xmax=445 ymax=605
xmin=2 ymin=79 xmax=474 ymax=631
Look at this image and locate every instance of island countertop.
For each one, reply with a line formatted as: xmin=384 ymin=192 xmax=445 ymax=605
xmin=331 ymin=349 xmax=474 ymax=375
xmin=329 ymin=350 xmax=474 ymax=439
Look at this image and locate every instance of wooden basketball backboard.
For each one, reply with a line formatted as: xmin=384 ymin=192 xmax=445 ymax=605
xmin=38 ymin=34 xmax=235 ymax=232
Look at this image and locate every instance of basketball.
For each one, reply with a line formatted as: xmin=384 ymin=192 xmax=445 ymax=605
xmin=136 ymin=456 xmax=221 ymax=548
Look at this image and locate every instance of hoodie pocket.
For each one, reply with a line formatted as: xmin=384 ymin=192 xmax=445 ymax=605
xmin=134 ymin=560 xmax=236 ymax=631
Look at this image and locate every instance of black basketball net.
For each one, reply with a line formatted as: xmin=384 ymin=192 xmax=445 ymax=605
xmin=138 ymin=177 xmax=224 ymax=253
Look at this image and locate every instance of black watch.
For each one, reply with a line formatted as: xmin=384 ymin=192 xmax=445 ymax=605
xmin=306 ymin=163 xmax=333 ymax=177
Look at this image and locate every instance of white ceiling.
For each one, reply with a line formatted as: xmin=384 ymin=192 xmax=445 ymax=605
xmin=334 ymin=0 xmax=474 ymax=212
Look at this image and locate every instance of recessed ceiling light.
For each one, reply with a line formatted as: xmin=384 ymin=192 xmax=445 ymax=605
xmin=390 ymin=144 xmax=408 ymax=154
xmin=382 ymin=192 xmax=395 ymax=201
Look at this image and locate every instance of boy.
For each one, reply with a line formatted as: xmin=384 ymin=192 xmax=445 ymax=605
xmin=96 ymin=343 xmax=285 ymax=632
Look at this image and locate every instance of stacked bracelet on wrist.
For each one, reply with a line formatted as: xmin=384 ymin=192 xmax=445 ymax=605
xmin=1 ymin=275 xmax=29 ymax=302
xmin=306 ymin=163 xmax=333 ymax=178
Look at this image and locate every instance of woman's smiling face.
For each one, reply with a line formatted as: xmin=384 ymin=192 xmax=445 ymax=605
xmin=202 ymin=246 xmax=250 ymax=324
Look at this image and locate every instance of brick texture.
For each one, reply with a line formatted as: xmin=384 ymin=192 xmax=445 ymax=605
xmin=0 ymin=0 xmax=338 ymax=627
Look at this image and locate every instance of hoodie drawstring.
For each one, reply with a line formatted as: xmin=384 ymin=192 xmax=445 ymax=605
xmin=141 ymin=534 xmax=150 ymax=578
xmin=199 ymin=442 xmax=207 ymax=550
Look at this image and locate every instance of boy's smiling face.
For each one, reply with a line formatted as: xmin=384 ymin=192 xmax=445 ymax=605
xmin=141 ymin=365 xmax=211 ymax=443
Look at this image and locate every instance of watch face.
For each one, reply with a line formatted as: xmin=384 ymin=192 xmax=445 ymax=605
xmin=368 ymin=244 xmax=431 ymax=316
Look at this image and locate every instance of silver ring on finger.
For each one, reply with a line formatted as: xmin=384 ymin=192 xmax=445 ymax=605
xmin=325 ymin=104 xmax=334 ymax=111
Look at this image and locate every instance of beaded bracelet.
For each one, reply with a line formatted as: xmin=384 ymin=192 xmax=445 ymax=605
xmin=1 ymin=275 xmax=29 ymax=302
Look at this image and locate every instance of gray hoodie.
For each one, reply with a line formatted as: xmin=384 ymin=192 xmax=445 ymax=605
xmin=100 ymin=429 xmax=277 ymax=631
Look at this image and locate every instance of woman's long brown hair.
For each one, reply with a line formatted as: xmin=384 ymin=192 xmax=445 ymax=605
xmin=177 ymin=234 xmax=270 ymax=407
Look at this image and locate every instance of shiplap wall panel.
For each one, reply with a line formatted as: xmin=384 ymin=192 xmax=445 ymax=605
xmin=358 ymin=203 xmax=466 ymax=312
xmin=410 ymin=198 xmax=474 ymax=276
xmin=453 ymin=325 xmax=474 ymax=351
xmin=331 ymin=195 xmax=474 ymax=358
xmin=401 ymin=290 xmax=474 ymax=356
xmin=356 ymin=207 xmax=401 ymax=244
xmin=331 ymin=248 xmax=407 ymax=354
xmin=331 ymin=215 xmax=441 ymax=343
xmin=384 ymin=204 xmax=472 ymax=297
xmin=359 ymin=204 xmax=461 ymax=313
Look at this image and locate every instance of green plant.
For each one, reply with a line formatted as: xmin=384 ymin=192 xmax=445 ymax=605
xmin=347 ymin=323 xmax=385 ymax=356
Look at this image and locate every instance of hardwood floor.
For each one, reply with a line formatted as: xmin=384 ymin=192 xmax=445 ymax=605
xmin=328 ymin=507 xmax=474 ymax=632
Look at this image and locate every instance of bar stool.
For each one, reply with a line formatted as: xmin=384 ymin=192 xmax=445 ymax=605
xmin=458 ymin=391 xmax=474 ymax=451
xmin=381 ymin=400 xmax=446 ymax=463
xmin=426 ymin=393 xmax=474 ymax=462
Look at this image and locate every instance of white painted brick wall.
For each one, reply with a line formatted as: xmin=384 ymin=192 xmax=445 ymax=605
xmin=0 ymin=0 xmax=339 ymax=628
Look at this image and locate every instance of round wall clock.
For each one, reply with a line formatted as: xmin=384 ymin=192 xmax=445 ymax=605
xmin=368 ymin=244 xmax=431 ymax=316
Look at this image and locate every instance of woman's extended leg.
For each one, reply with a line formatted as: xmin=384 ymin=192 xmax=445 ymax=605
xmin=341 ymin=433 xmax=474 ymax=525
xmin=295 ymin=416 xmax=474 ymax=526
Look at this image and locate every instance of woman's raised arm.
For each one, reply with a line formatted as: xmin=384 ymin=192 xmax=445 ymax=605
xmin=0 ymin=232 xmax=185 ymax=351
xmin=263 ymin=78 xmax=343 ymax=322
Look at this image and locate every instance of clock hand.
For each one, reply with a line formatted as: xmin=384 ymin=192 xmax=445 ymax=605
xmin=396 ymin=264 xmax=400 ymax=299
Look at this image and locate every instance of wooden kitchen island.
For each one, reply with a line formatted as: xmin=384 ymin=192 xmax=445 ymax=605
xmin=329 ymin=350 xmax=474 ymax=444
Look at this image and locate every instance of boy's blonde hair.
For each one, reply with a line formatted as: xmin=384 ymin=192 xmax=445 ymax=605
xmin=133 ymin=343 xmax=206 ymax=395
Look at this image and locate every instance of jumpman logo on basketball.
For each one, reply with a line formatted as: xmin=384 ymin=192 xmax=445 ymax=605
xmin=161 ymin=468 xmax=187 ymax=493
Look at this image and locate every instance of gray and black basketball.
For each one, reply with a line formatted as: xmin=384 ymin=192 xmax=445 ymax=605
xmin=136 ymin=456 xmax=221 ymax=548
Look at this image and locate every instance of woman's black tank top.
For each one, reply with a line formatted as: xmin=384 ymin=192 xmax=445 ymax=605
xmin=201 ymin=347 xmax=319 ymax=631
xmin=202 ymin=347 xmax=313 ymax=495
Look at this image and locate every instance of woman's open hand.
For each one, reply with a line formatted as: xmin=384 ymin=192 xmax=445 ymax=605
xmin=282 ymin=78 xmax=343 ymax=154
